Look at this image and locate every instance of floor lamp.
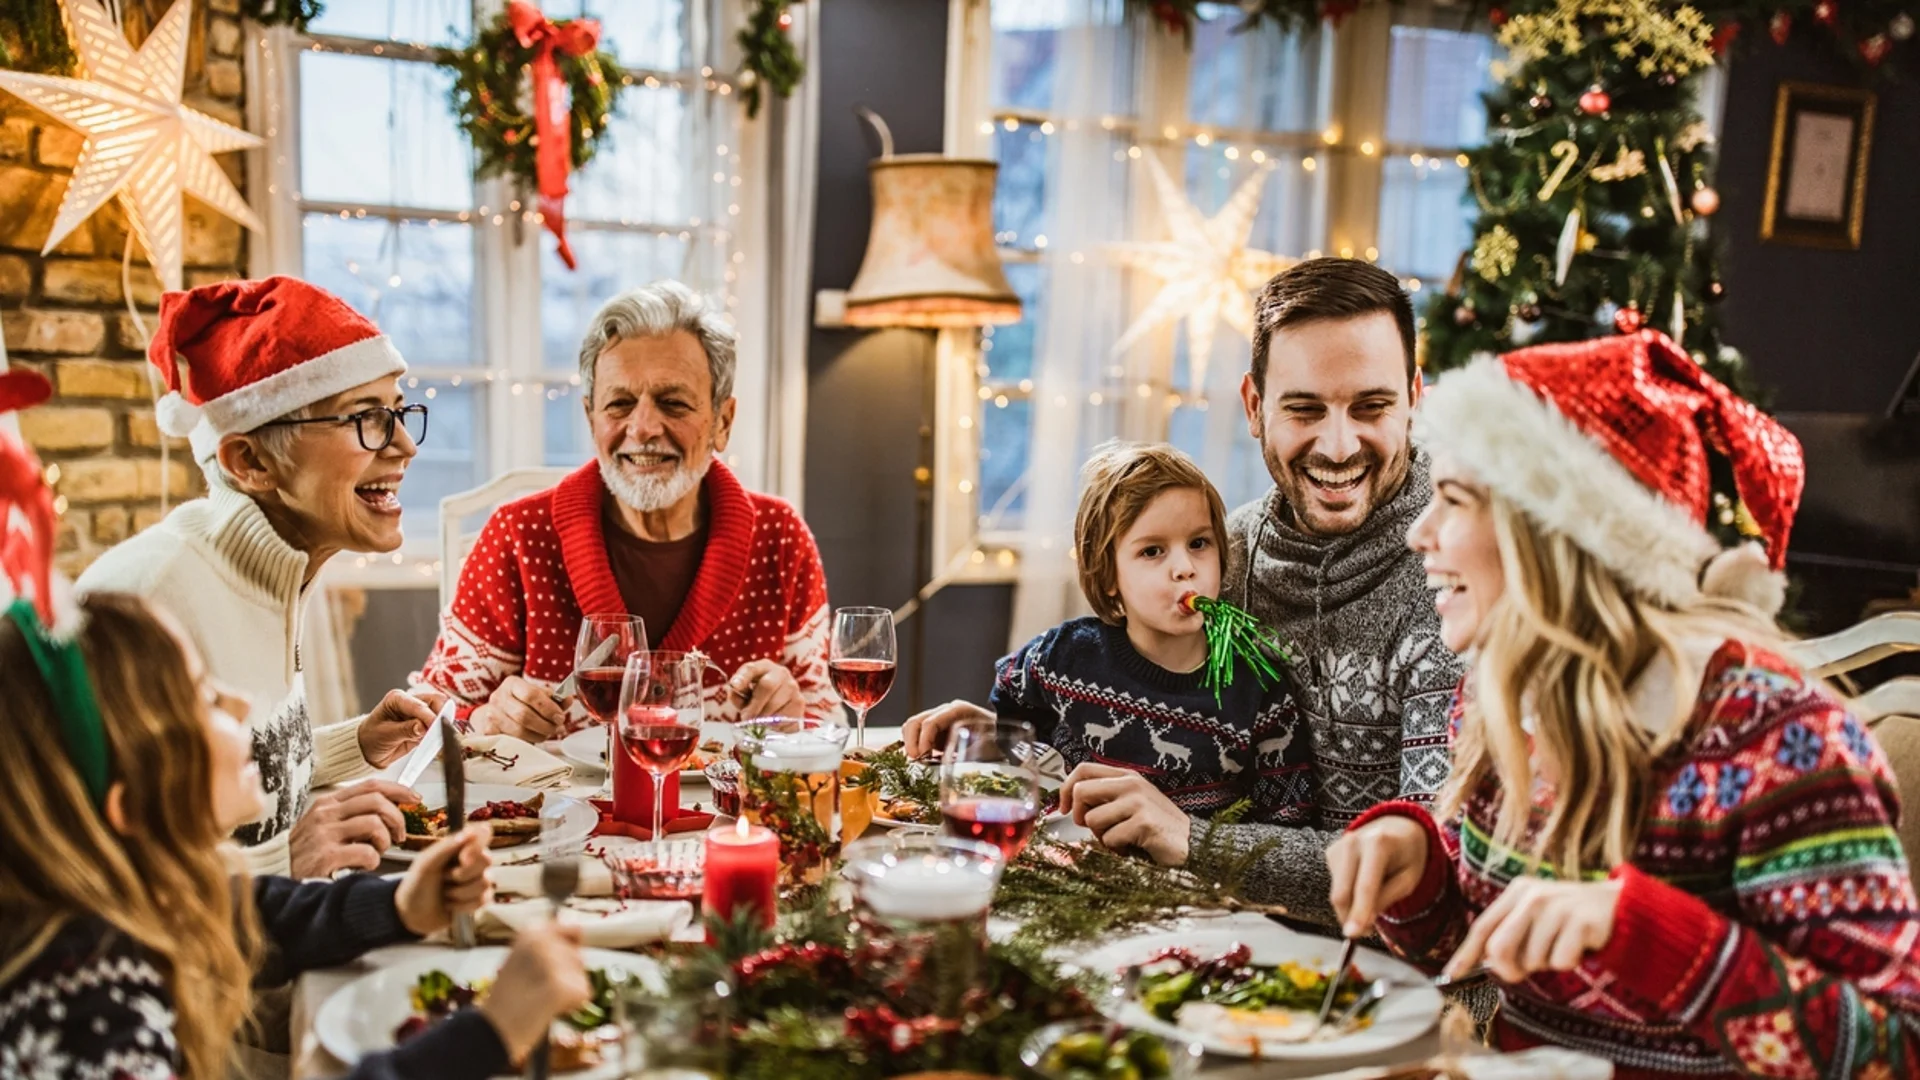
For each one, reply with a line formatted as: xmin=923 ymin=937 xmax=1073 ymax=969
xmin=841 ymin=113 xmax=1021 ymax=712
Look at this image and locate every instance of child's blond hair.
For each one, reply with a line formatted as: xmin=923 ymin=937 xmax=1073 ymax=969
xmin=1073 ymin=441 xmax=1229 ymax=625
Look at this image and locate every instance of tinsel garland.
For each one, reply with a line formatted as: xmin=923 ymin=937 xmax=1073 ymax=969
xmin=1179 ymin=592 xmax=1289 ymax=704
xmin=443 ymin=7 xmax=622 ymax=193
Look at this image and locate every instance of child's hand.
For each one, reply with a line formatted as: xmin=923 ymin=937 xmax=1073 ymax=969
xmin=902 ymin=699 xmax=996 ymax=759
xmin=1059 ymin=762 xmax=1190 ymax=865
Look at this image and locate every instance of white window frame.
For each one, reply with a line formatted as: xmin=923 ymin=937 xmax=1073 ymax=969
xmin=245 ymin=0 xmax=781 ymax=586
xmin=934 ymin=0 xmax=1492 ymax=579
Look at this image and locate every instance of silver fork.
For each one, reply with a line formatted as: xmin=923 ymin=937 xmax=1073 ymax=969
xmin=1311 ymin=938 xmax=1358 ymax=1038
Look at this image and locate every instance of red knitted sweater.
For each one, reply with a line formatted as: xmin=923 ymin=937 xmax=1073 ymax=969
xmin=413 ymin=461 xmax=836 ymax=725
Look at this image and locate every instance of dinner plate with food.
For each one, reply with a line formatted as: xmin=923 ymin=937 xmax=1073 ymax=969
xmin=851 ymin=743 xmax=1064 ymax=828
xmin=1075 ymin=922 xmax=1441 ymax=1060
xmin=388 ymin=783 xmax=595 ymax=864
xmin=557 ymin=726 xmax=728 ymax=777
xmin=314 ymin=947 xmax=660 ymax=1076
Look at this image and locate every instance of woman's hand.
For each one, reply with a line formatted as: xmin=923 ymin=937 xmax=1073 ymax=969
xmin=1444 ymin=877 xmax=1623 ymax=984
xmin=729 ymin=659 xmax=805 ymax=720
xmin=901 ymin=700 xmax=996 ymax=759
xmin=393 ymin=823 xmax=494 ymax=936
xmin=1058 ymin=763 xmax=1191 ymax=865
xmin=470 ymin=676 xmax=568 ymax=742
xmin=477 ymin=921 xmax=594 ymax=1064
xmin=1326 ymin=814 xmax=1432 ymax=939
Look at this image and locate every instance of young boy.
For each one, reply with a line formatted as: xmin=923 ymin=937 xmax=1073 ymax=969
xmin=992 ymin=442 xmax=1313 ymax=825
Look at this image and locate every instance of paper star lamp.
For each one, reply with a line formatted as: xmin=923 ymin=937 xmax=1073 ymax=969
xmin=1107 ymin=156 xmax=1294 ymax=389
xmin=0 ymin=0 xmax=263 ymax=292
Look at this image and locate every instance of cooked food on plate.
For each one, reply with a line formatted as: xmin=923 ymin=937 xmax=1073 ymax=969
xmin=399 ymin=793 xmax=544 ymax=849
xmin=1133 ymin=943 xmax=1371 ymax=1046
xmin=394 ymin=968 xmax=621 ymax=1069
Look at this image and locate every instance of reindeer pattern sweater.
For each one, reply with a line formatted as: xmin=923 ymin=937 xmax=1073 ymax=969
xmin=989 ymin=617 xmax=1315 ymax=825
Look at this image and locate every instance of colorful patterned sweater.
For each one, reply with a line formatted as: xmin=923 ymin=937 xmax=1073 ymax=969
xmin=412 ymin=461 xmax=837 ymax=726
xmin=1358 ymin=639 xmax=1920 ymax=1078
xmin=989 ymin=616 xmax=1316 ymax=825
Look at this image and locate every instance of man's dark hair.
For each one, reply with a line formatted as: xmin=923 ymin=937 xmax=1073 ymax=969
xmin=1248 ymin=258 xmax=1417 ymax=394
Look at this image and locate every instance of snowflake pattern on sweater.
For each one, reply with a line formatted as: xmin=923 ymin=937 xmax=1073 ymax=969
xmin=989 ymin=617 xmax=1315 ymax=824
xmin=0 ymin=922 xmax=174 ymax=1080
xmin=413 ymin=461 xmax=836 ymax=726
xmin=1362 ymin=640 xmax=1920 ymax=1079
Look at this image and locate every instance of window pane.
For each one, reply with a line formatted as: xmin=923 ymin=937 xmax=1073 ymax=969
xmin=299 ymin=53 xmax=471 ymax=211
xmin=1384 ymin=26 xmax=1494 ymax=148
xmin=1169 ymin=402 xmax=1270 ymax=509
xmin=1376 ymin=158 xmax=1472 ymax=282
xmin=402 ymin=383 xmax=483 ymax=535
xmin=305 ymin=0 xmax=470 ymax=46
xmin=981 ymin=262 xmax=1045 ymax=384
xmin=556 ymin=1 xmax=690 ymax=72
xmin=992 ymin=123 xmax=1049 ymax=245
xmin=541 ymin=230 xmax=696 ymax=372
xmin=544 ymin=389 xmax=595 ymax=466
xmin=991 ymin=0 xmax=1134 ymax=114
xmin=1190 ymin=6 xmax=1325 ymax=133
xmin=1183 ymin=146 xmax=1323 ymax=259
xmin=569 ymin=86 xmax=693 ymax=225
xmin=979 ymin=397 xmax=1032 ymax=529
xmin=301 ymin=214 xmax=476 ymax=367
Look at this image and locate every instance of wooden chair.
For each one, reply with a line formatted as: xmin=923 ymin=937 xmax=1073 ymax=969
xmin=438 ymin=468 xmax=571 ymax=609
xmin=1791 ymin=611 xmax=1920 ymax=679
xmin=1793 ymin=612 xmax=1920 ymax=867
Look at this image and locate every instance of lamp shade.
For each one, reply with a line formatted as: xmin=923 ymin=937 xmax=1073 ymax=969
xmin=843 ymin=155 xmax=1022 ymax=328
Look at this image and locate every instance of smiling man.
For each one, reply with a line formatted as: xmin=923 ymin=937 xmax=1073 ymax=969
xmin=413 ymin=281 xmax=836 ymax=738
xmin=78 ymin=277 xmax=443 ymax=881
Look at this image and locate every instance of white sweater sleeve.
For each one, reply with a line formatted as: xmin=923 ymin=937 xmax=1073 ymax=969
xmin=313 ymin=717 xmax=372 ymax=787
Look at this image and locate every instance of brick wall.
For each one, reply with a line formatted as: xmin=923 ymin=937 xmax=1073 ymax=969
xmin=0 ymin=0 xmax=247 ymax=576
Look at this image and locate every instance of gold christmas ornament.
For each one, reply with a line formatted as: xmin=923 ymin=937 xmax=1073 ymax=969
xmin=0 ymin=0 xmax=264 ymax=292
xmin=1471 ymin=225 xmax=1520 ymax=283
xmin=1591 ymin=147 xmax=1648 ymax=182
xmin=1500 ymin=0 xmax=1714 ymax=77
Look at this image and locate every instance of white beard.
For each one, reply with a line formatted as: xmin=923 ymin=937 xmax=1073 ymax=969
xmin=599 ymin=447 xmax=711 ymax=512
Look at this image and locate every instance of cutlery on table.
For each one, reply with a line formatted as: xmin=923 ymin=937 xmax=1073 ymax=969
xmin=555 ymin=634 xmax=619 ymax=700
xmin=442 ymin=716 xmax=476 ymax=949
xmin=1312 ymin=938 xmax=1358 ymax=1039
xmin=526 ymin=799 xmax=581 ymax=1080
xmin=1326 ymin=976 xmax=1393 ymax=1036
xmin=1430 ymin=965 xmax=1490 ymax=990
xmin=393 ymin=700 xmax=456 ymax=790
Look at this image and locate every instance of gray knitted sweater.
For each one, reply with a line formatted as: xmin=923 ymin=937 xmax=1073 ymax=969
xmin=1190 ymin=451 xmax=1463 ymax=924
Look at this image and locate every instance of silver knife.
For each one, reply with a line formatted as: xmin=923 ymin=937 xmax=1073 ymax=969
xmin=554 ymin=634 xmax=620 ymax=699
xmin=441 ymin=715 xmax=477 ymax=949
xmin=393 ymin=701 xmax=454 ymax=790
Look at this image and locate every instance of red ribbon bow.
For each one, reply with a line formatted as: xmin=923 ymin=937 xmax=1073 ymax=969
xmin=507 ymin=1 xmax=601 ymax=269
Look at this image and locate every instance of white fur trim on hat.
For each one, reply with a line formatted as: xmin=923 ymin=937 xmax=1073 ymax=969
xmin=1413 ymin=357 xmax=1719 ymax=608
xmin=186 ymin=334 xmax=406 ymax=460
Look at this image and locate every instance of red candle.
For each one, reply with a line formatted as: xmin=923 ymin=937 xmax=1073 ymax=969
xmin=702 ymin=819 xmax=778 ymax=934
xmin=611 ymin=725 xmax=682 ymax=828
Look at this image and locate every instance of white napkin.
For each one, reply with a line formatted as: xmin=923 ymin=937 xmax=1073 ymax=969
xmin=462 ymin=734 xmax=572 ymax=789
xmin=474 ymin=897 xmax=694 ymax=949
xmin=1309 ymin=1048 xmax=1613 ymax=1079
xmin=491 ymin=859 xmax=615 ymax=899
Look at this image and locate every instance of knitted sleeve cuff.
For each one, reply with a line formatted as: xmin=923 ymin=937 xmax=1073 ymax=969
xmin=236 ymin=831 xmax=292 ymax=879
xmin=1348 ymin=800 xmax=1453 ymax=924
xmin=1590 ymin=863 xmax=1736 ymax=1021
xmin=313 ymin=717 xmax=373 ymax=786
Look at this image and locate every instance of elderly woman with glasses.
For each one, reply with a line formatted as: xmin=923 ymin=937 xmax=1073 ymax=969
xmin=79 ymin=277 xmax=445 ymax=884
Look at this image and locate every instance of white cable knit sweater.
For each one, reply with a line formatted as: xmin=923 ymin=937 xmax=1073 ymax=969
xmin=75 ymin=474 xmax=371 ymax=877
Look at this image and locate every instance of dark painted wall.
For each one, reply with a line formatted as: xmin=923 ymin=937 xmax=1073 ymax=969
xmin=804 ymin=0 xmax=1016 ymax=727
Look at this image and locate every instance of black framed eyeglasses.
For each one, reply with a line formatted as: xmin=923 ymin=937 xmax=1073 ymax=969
xmin=257 ymin=404 xmax=428 ymax=452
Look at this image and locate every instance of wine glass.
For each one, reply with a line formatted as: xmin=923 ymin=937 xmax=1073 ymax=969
xmin=938 ymin=717 xmax=1042 ymax=861
xmin=618 ymin=650 xmax=705 ymax=858
xmin=576 ymin=614 xmax=647 ymax=727
xmin=830 ymin=606 xmax=896 ymax=749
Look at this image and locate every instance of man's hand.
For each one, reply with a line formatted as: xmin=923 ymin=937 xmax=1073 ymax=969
xmin=394 ymin=823 xmax=494 ymax=936
xmin=729 ymin=659 xmax=804 ymax=720
xmin=287 ymin=779 xmax=421 ymax=878
xmin=357 ymin=688 xmax=446 ymax=767
xmin=1058 ymin=763 xmax=1191 ymax=865
xmin=901 ymin=700 xmax=996 ymax=759
xmin=1444 ymin=877 xmax=1623 ymax=984
xmin=478 ymin=921 xmax=593 ymax=1065
xmin=468 ymin=675 xmax=567 ymax=742
xmin=1326 ymin=814 xmax=1432 ymax=939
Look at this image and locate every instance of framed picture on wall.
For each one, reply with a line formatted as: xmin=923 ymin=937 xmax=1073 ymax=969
xmin=1761 ymin=81 xmax=1876 ymax=250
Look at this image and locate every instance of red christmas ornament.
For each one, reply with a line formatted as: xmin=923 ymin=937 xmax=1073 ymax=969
xmin=1690 ymin=187 xmax=1721 ymax=216
xmin=1613 ymin=304 xmax=1645 ymax=334
xmin=777 ymin=9 xmax=793 ymax=29
xmin=1769 ymin=10 xmax=1792 ymax=43
xmin=1710 ymin=20 xmax=1741 ymax=54
xmin=1489 ymin=5 xmax=1509 ymax=25
xmin=1578 ymin=87 xmax=1612 ymax=115
xmin=1859 ymin=32 xmax=1891 ymax=64
xmin=1812 ymin=0 xmax=1837 ymax=26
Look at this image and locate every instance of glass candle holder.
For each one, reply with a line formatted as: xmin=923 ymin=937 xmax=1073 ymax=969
xmin=603 ymin=839 xmax=705 ymax=902
xmin=735 ymin=718 xmax=849 ymax=886
xmin=703 ymin=759 xmax=743 ymax=818
xmin=840 ymin=832 xmax=1004 ymax=1017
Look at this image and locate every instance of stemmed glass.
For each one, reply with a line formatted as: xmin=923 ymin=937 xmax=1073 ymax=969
xmin=829 ymin=606 xmax=896 ymax=749
xmin=617 ymin=650 xmax=705 ymax=858
xmin=577 ymin=615 xmax=646 ymax=776
xmin=938 ymin=717 xmax=1042 ymax=862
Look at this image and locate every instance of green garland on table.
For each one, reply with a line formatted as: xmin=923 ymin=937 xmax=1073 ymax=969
xmin=443 ymin=7 xmax=623 ymax=190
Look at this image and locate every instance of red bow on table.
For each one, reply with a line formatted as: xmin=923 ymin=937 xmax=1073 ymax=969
xmin=506 ymin=1 xmax=601 ymax=270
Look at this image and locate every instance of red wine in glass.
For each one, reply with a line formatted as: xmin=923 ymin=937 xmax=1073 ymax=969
xmin=829 ymin=658 xmax=897 ymax=713
xmin=940 ymin=796 xmax=1039 ymax=861
xmin=620 ymin=705 xmax=701 ymax=774
xmin=575 ymin=667 xmax=627 ymax=724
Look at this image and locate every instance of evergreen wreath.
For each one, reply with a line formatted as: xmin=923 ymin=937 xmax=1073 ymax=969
xmin=444 ymin=6 xmax=624 ymax=190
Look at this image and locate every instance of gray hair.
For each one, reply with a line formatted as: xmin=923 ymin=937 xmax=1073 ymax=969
xmin=577 ymin=281 xmax=737 ymax=406
xmin=203 ymin=404 xmax=310 ymax=485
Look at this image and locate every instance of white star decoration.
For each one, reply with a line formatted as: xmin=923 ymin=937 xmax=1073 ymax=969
xmin=0 ymin=0 xmax=262 ymax=292
xmin=1107 ymin=156 xmax=1295 ymax=389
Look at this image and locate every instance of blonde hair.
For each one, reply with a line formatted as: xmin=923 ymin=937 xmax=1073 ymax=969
xmin=1074 ymin=441 xmax=1229 ymax=625
xmin=1442 ymin=494 xmax=1792 ymax=878
xmin=0 ymin=593 xmax=258 ymax=1079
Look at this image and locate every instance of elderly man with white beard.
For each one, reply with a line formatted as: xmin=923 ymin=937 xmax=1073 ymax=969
xmin=413 ymin=281 xmax=836 ymax=738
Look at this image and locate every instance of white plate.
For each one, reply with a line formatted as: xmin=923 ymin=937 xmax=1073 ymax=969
xmin=1038 ymin=812 xmax=1094 ymax=844
xmin=314 ymin=946 xmax=661 ymax=1075
xmin=387 ymin=783 xmax=595 ymax=865
xmin=1075 ymin=922 xmax=1441 ymax=1060
xmin=557 ymin=727 xmax=727 ymax=776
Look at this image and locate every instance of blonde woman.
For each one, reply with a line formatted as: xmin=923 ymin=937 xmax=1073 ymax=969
xmin=1328 ymin=332 xmax=1920 ymax=1078
xmin=0 ymin=592 xmax=592 ymax=1078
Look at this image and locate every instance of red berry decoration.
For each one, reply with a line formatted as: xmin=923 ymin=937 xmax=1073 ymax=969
xmin=1489 ymin=6 xmax=1508 ymax=25
xmin=1813 ymin=0 xmax=1837 ymax=26
xmin=1690 ymin=186 xmax=1721 ymax=216
xmin=1859 ymin=33 xmax=1891 ymax=64
xmin=1613 ymin=304 xmax=1645 ymax=334
xmin=1578 ymin=87 xmax=1612 ymax=115
xmin=1770 ymin=10 xmax=1792 ymax=43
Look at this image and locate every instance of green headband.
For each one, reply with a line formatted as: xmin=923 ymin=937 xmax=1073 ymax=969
xmin=6 ymin=599 xmax=110 ymax=808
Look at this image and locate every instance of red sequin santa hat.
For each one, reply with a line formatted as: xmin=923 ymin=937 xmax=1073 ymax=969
xmin=149 ymin=276 xmax=407 ymax=463
xmin=0 ymin=368 xmax=73 ymax=632
xmin=1413 ymin=330 xmax=1805 ymax=614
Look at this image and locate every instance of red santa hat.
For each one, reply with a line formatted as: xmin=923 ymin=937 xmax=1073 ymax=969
xmin=148 ymin=276 xmax=407 ymax=463
xmin=1413 ymin=330 xmax=1805 ymax=615
xmin=0 ymin=368 xmax=72 ymax=632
